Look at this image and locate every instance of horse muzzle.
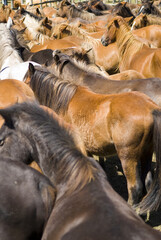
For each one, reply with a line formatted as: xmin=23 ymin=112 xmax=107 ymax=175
xmin=101 ymin=36 xmax=111 ymax=46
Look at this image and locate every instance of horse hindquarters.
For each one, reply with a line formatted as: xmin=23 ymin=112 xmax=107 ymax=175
xmin=138 ymin=109 xmax=161 ymax=214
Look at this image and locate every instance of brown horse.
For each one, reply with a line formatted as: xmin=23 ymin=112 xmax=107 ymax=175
xmin=133 ymin=24 xmax=161 ymax=48
xmin=101 ymin=16 xmax=161 ymax=78
xmin=48 ymin=51 xmax=161 ymax=106
xmin=0 ymin=5 xmax=12 ymax=23
xmin=131 ymin=13 xmax=161 ymax=29
xmin=0 ymin=102 xmax=161 ymax=239
xmin=23 ymin=63 xmax=161 ymax=210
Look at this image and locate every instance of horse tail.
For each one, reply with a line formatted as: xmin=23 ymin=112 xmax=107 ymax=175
xmin=137 ymin=109 xmax=161 ymax=214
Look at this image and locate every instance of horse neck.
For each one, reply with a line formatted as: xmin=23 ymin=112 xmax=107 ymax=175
xmin=0 ymin=50 xmax=23 ymax=69
xmin=22 ymin=115 xmax=96 ymax=199
xmin=60 ymin=60 xmax=87 ymax=84
xmin=116 ymin=23 xmax=144 ymax=69
xmin=148 ymin=14 xmax=161 ymax=25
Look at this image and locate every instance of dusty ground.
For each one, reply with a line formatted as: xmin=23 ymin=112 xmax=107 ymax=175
xmin=102 ymin=155 xmax=161 ymax=232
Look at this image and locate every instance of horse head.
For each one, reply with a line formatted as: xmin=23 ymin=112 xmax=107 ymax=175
xmin=101 ymin=16 xmax=122 ymax=46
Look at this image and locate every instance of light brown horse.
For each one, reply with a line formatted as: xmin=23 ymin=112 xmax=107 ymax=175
xmin=101 ymin=16 xmax=161 ymax=78
xmin=23 ymin=63 xmax=161 ymax=211
xmin=131 ymin=13 xmax=161 ymax=29
xmin=0 ymin=5 xmax=12 ymax=23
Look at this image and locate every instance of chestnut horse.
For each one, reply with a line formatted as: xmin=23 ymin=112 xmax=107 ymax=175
xmin=101 ymin=16 xmax=161 ymax=78
xmin=0 ymin=102 xmax=161 ymax=239
xmin=23 ymin=63 xmax=161 ymax=210
xmin=131 ymin=13 xmax=161 ymax=30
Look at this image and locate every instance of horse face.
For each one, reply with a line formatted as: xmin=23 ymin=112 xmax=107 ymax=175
xmin=101 ymin=22 xmax=117 ymax=46
xmin=131 ymin=14 xmax=148 ymax=30
xmin=0 ymin=114 xmax=34 ymax=164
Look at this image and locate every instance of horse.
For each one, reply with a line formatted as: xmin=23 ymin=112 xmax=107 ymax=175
xmin=23 ymin=63 xmax=161 ymax=209
xmin=12 ymin=8 xmax=53 ymax=46
xmin=133 ymin=24 xmax=161 ymax=48
xmin=0 ymin=5 xmax=12 ymax=23
xmin=47 ymin=51 xmax=161 ymax=107
xmin=131 ymin=13 xmax=161 ymax=29
xmin=0 ymin=102 xmax=161 ymax=239
xmin=101 ymin=16 xmax=161 ymax=78
xmin=0 ymin=19 xmax=23 ymax=72
xmin=0 ymin=158 xmax=56 ymax=240
xmin=0 ymin=61 xmax=41 ymax=81
xmin=137 ymin=1 xmax=161 ymax=16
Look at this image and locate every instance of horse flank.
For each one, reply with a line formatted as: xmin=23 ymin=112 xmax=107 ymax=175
xmin=116 ymin=19 xmax=144 ymax=69
xmin=27 ymin=66 xmax=78 ymax=114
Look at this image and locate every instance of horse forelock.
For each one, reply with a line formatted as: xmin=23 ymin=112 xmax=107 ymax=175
xmin=29 ymin=67 xmax=78 ymax=114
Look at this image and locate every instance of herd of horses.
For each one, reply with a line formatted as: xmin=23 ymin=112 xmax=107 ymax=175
xmin=1 ymin=0 xmax=161 ymax=239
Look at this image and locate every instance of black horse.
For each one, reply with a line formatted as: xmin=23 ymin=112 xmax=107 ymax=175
xmin=0 ymin=102 xmax=160 ymax=240
xmin=0 ymin=158 xmax=55 ymax=240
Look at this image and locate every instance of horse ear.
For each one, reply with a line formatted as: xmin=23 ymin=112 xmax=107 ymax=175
xmin=36 ymin=8 xmax=41 ymax=15
xmin=7 ymin=17 xmax=13 ymax=29
xmin=114 ymin=19 xmax=119 ymax=28
xmin=53 ymin=54 xmax=60 ymax=63
xmin=143 ymin=14 xmax=148 ymax=22
xmin=28 ymin=63 xmax=35 ymax=76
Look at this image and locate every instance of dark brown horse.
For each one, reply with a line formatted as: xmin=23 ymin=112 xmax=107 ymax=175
xmin=23 ymin=63 xmax=161 ymax=210
xmin=0 ymin=158 xmax=55 ymax=240
xmin=49 ymin=51 xmax=161 ymax=107
xmin=0 ymin=102 xmax=161 ymax=239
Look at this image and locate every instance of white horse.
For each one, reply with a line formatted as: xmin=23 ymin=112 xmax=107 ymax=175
xmin=0 ymin=18 xmax=23 ymax=71
xmin=0 ymin=61 xmax=41 ymax=81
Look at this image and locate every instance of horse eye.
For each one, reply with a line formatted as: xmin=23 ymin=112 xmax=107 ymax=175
xmin=0 ymin=140 xmax=4 ymax=146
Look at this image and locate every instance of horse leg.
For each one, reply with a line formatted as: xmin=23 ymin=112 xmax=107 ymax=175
xmin=117 ymin=148 xmax=143 ymax=206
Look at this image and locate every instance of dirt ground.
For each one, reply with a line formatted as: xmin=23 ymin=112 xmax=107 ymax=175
xmin=102 ymin=155 xmax=161 ymax=232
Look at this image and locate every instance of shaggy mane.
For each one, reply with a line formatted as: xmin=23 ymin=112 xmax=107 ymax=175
xmin=114 ymin=17 xmax=144 ymax=69
xmin=26 ymin=66 xmax=78 ymax=114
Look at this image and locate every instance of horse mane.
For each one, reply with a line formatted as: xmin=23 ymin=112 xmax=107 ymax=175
xmin=146 ymin=14 xmax=161 ymax=25
xmin=6 ymin=102 xmax=97 ymax=194
xmin=71 ymin=5 xmax=96 ymax=20
xmin=51 ymin=22 xmax=99 ymax=45
xmin=23 ymin=14 xmax=51 ymax=44
xmin=20 ymin=7 xmax=43 ymax=21
xmin=0 ymin=23 xmax=23 ymax=68
xmin=27 ymin=66 xmax=78 ymax=114
xmin=114 ymin=17 xmax=144 ymax=69
xmin=69 ymin=54 xmax=109 ymax=77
